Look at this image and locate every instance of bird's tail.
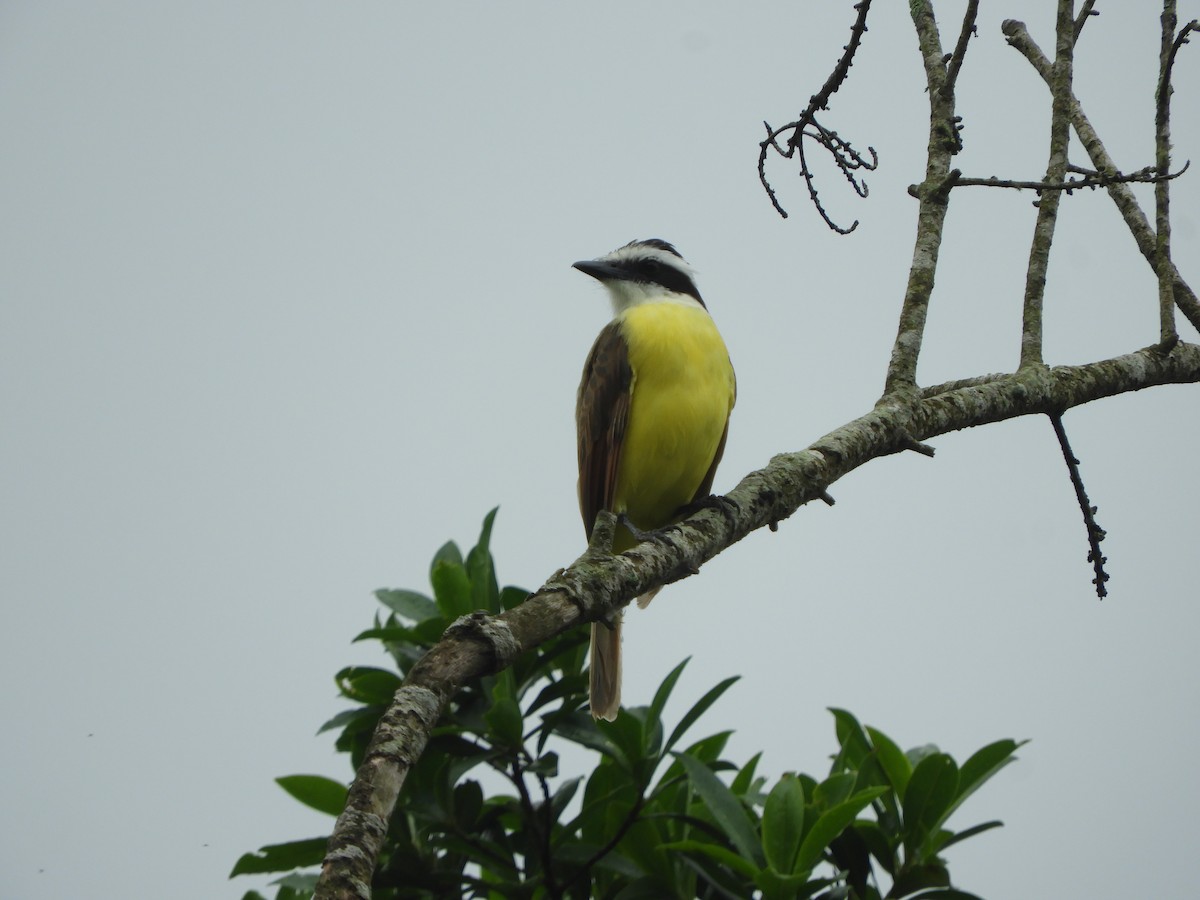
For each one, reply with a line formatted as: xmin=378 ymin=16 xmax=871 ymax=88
xmin=589 ymin=614 xmax=623 ymax=720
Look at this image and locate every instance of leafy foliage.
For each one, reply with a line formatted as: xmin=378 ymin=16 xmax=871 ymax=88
xmin=234 ymin=511 xmax=1022 ymax=899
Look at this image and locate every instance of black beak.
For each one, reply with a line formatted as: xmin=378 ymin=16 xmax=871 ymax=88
xmin=572 ymin=259 xmax=623 ymax=282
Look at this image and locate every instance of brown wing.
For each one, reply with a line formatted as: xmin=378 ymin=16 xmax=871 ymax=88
xmin=689 ymin=358 xmax=735 ymax=503
xmin=576 ymin=321 xmax=632 ymax=539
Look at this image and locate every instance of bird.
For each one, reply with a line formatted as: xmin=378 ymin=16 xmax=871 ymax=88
xmin=573 ymin=239 xmax=736 ymax=720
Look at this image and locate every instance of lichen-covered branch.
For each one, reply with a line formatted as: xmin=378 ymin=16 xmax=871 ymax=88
xmin=1019 ymin=0 xmax=1076 ymax=370
xmin=1156 ymin=0 xmax=1181 ymax=347
xmin=884 ymin=1 xmax=973 ymax=394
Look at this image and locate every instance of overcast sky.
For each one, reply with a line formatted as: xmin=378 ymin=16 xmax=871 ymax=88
xmin=2 ymin=2 xmax=1198 ymax=898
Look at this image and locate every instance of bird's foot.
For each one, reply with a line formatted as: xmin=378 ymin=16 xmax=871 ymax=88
xmin=675 ymin=492 xmax=740 ymax=523
xmin=616 ymin=512 xmax=662 ymax=544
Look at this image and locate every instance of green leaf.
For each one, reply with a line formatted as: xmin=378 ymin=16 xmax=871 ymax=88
xmin=730 ymin=751 xmax=764 ymax=797
xmin=852 ymin=819 xmax=898 ymax=875
xmin=598 ymin=708 xmax=647 ymax=778
xmin=374 ymin=588 xmax=439 ymax=623
xmin=554 ymin=840 xmax=643 ymax=879
xmin=795 ymin=787 xmax=888 ymax=873
xmin=867 ymin=725 xmax=912 ymax=795
xmin=315 ymin=707 xmax=370 ymax=735
xmin=351 ymin=625 xmax=420 ymax=645
xmin=499 ymin=585 xmax=529 ymax=610
xmin=554 ymin=710 xmax=623 ymax=762
xmin=430 ymin=557 xmax=473 ymax=619
xmin=271 ymin=872 xmax=319 ymax=891
xmin=949 ymin=739 xmax=1025 ymax=818
xmin=761 ymin=774 xmax=805 ymax=874
xmin=906 ymin=743 xmax=940 ymax=768
xmin=275 ymin=775 xmax=348 ymax=818
xmin=813 ymin=772 xmax=856 ymax=810
xmin=647 ymin=657 xmax=690 ymax=753
xmin=484 ymin=696 xmax=524 ymax=748
xmin=902 ymin=753 xmax=959 ymax=859
xmin=659 ymin=839 xmax=760 ymax=881
xmin=829 ymin=708 xmax=873 ymax=772
xmin=432 ymin=539 xmax=463 ymax=568
xmin=549 ymin=776 xmax=582 ymax=819
xmin=665 ymin=675 xmax=739 ymax=756
xmin=453 ymin=779 xmax=484 ymax=829
xmin=754 ymin=866 xmax=812 ymax=899
xmin=891 ymin=861 xmax=950 ymax=897
xmin=229 ymin=837 xmax=328 ymax=876
xmin=334 ymin=666 xmax=401 ymax=705
xmin=932 ymin=819 xmax=1004 ymax=854
xmin=673 ymin=752 xmax=762 ymax=865
xmin=465 ymin=508 xmax=500 ymax=612
xmin=665 ymin=731 xmax=733 ymax=775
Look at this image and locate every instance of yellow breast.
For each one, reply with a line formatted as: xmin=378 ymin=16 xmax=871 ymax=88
xmin=613 ymin=301 xmax=735 ymax=535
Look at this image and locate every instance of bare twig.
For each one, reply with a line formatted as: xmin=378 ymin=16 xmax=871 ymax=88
xmin=1019 ymin=0 xmax=1076 ymax=371
xmin=1004 ymin=19 xmax=1200 ymax=336
xmin=951 ymin=162 xmax=1188 ymax=191
xmin=1049 ymin=414 xmax=1109 ymax=599
xmin=758 ymin=0 xmax=877 ymax=231
xmin=1073 ymin=0 xmax=1099 ymax=42
xmin=942 ymin=0 xmax=980 ymax=97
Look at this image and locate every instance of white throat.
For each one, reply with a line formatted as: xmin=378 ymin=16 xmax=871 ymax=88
xmin=604 ymin=281 xmax=707 ymax=316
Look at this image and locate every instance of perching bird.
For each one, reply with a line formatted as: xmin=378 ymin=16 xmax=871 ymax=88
xmin=573 ymin=239 xmax=736 ymax=720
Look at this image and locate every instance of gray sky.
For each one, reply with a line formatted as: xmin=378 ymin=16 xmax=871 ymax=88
xmin=2 ymin=2 xmax=1197 ymax=898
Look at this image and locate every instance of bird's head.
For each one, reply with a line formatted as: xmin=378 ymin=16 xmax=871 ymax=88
xmin=573 ymin=239 xmax=705 ymax=313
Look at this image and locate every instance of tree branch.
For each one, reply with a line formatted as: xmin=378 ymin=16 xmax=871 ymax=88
xmin=950 ymin=163 xmax=1188 ymax=191
xmin=942 ymin=0 xmax=980 ymax=98
xmin=1073 ymin=0 xmax=1099 ymax=43
xmin=313 ymin=340 xmax=1200 ymax=899
xmin=1019 ymin=0 xmax=1076 ymax=370
xmin=758 ymin=0 xmax=877 ymax=231
xmin=883 ymin=2 xmax=963 ymax=394
xmin=1049 ymin=414 xmax=1109 ymax=599
xmin=1004 ymin=18 xmax=1200 ymax=336
xmin=1156 ymin=1 xmax=1184 ymax=348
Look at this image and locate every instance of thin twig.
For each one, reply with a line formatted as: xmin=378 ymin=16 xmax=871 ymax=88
xmin=1073 ymin=0 xmax=1099 ymax=42
xmin=1049 ymin=414 xmax=1109 ymax=599
xmin=951 ymin=163 xmax=1188 ymax=191
xmin=758 ymin=0 xmax=876 ymax=229
xmin=942 ymin=0 xmax=980 ymax=97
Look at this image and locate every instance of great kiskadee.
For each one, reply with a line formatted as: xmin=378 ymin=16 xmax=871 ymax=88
xmin=573 ymin=239 xmax=736 ymax=721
